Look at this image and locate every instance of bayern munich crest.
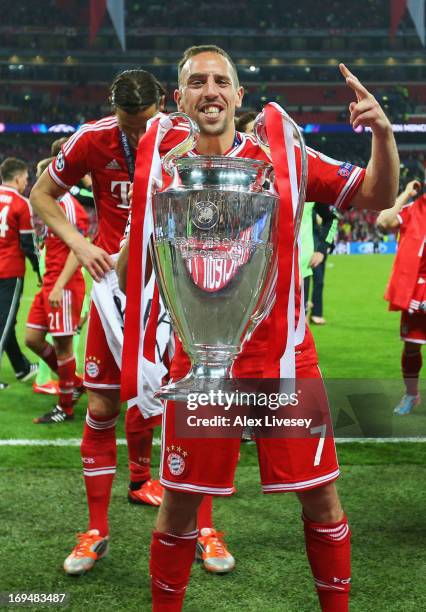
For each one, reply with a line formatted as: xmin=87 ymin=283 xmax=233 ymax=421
xmin=167 ymin=452 xmax=185 ymax=476
xmin=191 ymin=200 xmax=219 ymax=231
xmin=85 ymin=356 xmax=101 ymax=378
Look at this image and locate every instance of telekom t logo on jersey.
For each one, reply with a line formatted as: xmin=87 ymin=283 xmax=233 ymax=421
xmin=111 ymin=181 xmax=131 ymax=209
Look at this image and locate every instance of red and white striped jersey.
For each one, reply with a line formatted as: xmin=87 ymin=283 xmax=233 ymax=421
xmin=0 ymin=185 xmax=34 ymax=279
xmin=48 ymin=116 xmax=132 ymax=254
xmin=160 ymin=127 xmax=365 ymax=211
xmin=42 ymin=193 xmax=89 ymax=290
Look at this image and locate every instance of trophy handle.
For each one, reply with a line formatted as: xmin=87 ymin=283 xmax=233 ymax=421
xmin=162 ymin=112 xmax=200 ymax=176
xmin=254 ymin=108 xmax=307 ymax=246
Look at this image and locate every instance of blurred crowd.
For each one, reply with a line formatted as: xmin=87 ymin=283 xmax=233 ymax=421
xmin=2 ymin=136 xmax=422 ymax=247
xmin=0 ymin=0 xmax=392 ymax=30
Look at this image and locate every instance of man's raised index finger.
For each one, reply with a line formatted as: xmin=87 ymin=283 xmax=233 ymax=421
xmin=340 ymin=63 xmax=369 ymax=100
xmin=339 ymin=63 xmax=353 ymax=79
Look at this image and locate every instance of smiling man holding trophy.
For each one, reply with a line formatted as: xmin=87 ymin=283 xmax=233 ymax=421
xmin=119 ymin=45 xmax=399 ymax=612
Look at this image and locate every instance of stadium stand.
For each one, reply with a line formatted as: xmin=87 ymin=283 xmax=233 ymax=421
xmin=0 ymin=0 xmax=425 ymax=243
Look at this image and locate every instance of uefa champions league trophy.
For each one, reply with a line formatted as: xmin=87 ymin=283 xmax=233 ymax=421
xmin=151 ymin=111 xmax=307 ymax=400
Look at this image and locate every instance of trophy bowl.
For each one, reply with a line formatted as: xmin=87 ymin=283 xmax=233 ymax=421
xmin=151 ymin=154 xmax=279 ymax=400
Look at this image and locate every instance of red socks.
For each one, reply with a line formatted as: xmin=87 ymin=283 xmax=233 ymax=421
xmin=303 ymin=514 xmax=351 ymax=612
xmin=197 ymin=495 xmax=213 ymax=531
xmin=41 ymin=342 xmax=58 ymax=371
xmin=80 ymin=409 xmax=119 ymax=537
xmin=150 ymin=530 xmax=198 ymax=611
xmin=402 ymin=347 xmax=422 ymax=395
xmin=125 ymin=405 xmax=161 ymax=484
xmin=57 ymin=355 xmax=76 ymax=415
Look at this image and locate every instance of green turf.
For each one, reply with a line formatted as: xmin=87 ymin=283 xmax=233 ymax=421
xmin=1 ymin=255 xmax=425 ymax=611
xmin=1 ymin=461 xmax=425 ymax=611
xmin=310 ymin=254 xmax=401 ymax=378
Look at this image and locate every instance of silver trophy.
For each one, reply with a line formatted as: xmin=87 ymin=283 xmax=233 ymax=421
xmin=151 ymin=110 xmax=307 ymax=400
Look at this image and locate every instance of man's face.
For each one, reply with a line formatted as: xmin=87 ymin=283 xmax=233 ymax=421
xmin=175 ymin=52 xmax=244 ymax=137
xmin=16 ymin=170 xmax=29 ymax=194
xmin=115 ymin=103 xmax=160 ymax=148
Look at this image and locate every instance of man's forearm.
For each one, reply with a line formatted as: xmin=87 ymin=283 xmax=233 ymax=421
xmin=53 ymin=251 xmax=80 ymax=290
xmin=353 ymin=127 xmax=399 ymax=211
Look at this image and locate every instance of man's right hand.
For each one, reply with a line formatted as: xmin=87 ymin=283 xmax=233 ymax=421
xmin=72 ymin=240 xmax=114 ymax=282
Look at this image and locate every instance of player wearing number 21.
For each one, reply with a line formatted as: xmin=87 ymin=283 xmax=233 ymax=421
xmin=25 ymin=157 xmax=89 ymax=424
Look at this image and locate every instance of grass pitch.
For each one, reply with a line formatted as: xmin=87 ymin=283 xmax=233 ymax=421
xmin=0 ymin=255 xmax=425 ymax=611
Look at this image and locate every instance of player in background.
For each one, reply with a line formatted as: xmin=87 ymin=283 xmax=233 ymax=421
xmin=0 ymin=158 xmax=40 ymax=390
xmin=121 ymin=45 xmax=399 ymax=611
xmin=26 ymin=157 xmax=88 ymax=423
xmin=377 ymin=178 xmax=426 ymax=415
xmin=33 ymin=137 xmax=93 ymax=398
xmin=30 ymin=70 xmax=175 ymax=575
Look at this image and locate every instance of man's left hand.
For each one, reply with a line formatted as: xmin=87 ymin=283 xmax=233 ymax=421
xmin=340 ymin=63 xmax=391 ymax=134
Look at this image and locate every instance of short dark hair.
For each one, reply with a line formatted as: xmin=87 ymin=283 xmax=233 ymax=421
xmin=236 ymin=111 xmax=257 ymax=133
xmin=51 ymin=137 xmax=69 ymax=157
xmin=178 ymin=45 xmax=239 ymax=87
xmin=0 ymin=157 xmax=28 ymax=182
xmin=110 ymin=69 xmax=166 ymax=114
xmin=37 ymin=157 xmax=54 ymax=176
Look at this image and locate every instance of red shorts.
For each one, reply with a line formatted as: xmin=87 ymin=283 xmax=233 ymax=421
xmin=400 ymin=310 xmax=426 ymax=344
xmin=160 ymin=358 xmax=339 ymax=496
xmin=83 ymin=301 xmax=121 ymax=389
xmin=27 ymin=287 xmax=84 ymax=336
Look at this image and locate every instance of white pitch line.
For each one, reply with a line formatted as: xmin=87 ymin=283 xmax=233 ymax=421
xmin=0 ymin=438 xmax=161 ymax=446
xmin=0 ymin=437 xmax=425 ymax=446
xmin=335 ymin=437 xmax=426 ymax=443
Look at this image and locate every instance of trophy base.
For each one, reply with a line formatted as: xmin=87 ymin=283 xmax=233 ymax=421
xmin=155 ymin=364 xmax=235 ymax=402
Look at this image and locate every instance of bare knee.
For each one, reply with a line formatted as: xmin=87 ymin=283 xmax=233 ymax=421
xmin=87 ymin=388 xmax=121 ymax=419
xmin=297 ymin=482 xmax=343 ymax=523
xmin=25 ymin=329 xmax=45 ymax=355
xmin=156 ymin=489 xmax=203 ymax=535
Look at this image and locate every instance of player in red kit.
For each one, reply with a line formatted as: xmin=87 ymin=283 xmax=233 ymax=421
xmin=121 ymin=46 xmax=399 ymax=611
xmin=377 ymin=178 xmax=426 ymax=414
xmin=30 ymin=70 xmax=168 ymax=574
xmin=0 ymin=158 xmax=40 ymax=389
xmin=26 ymin=157 xmax=89 ymax=423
